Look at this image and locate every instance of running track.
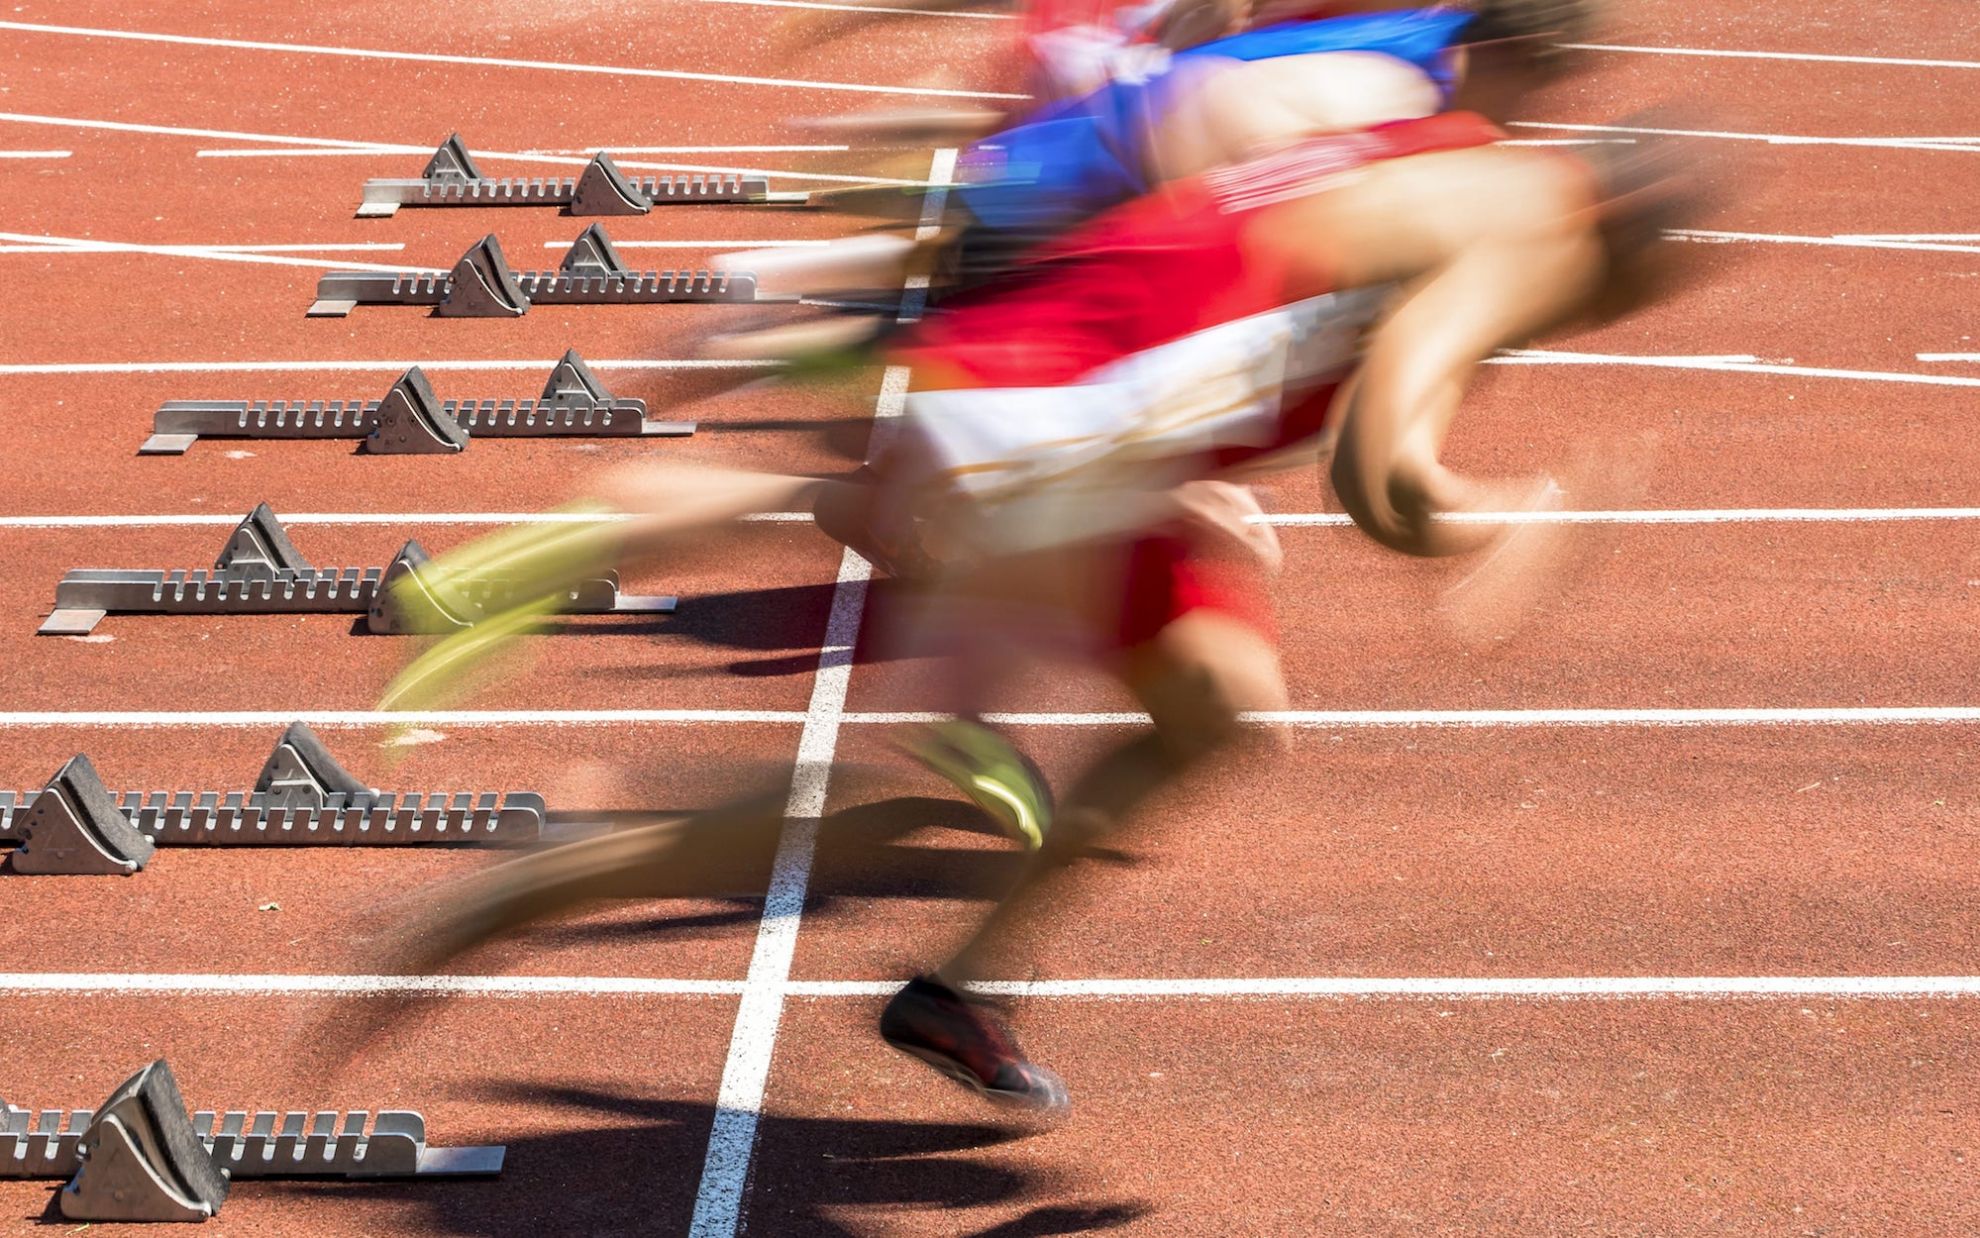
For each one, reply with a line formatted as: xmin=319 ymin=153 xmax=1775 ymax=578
xmin=1 ymin=0 xmax=1978 ymax=1232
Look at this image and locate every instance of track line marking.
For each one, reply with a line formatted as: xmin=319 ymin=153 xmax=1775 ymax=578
xmin=545 ymin=239 xmax=836 ymax=249
xmin=0 ymin=973 xmax=747 ymax=996
xmin=0 ymin=513 xmax=817 ymax=529
xmin=689 ymin=147 xmax=954 ymax=1238
xmin=1918 ymin=354 xmax=1980 ymax=363
xmin=2 ymin=972 xmax=1979 ymax=1000
xmin=677 ymin=0 xmax=1014 ymax=18
xmin=1510 ymin=120 xmax=1980 ymax=154
xmin=0 ymin=711 xmax=810 ymax=727
xmin=6 ymin=707 xmax=1980 ymax=730
xmin=0 ymin=242 xmax=405 ymax=255
xmin=0 ymin=112 xmax=938 ymax=185
xmin=0 ymin=20 xmax=1026 ymax=100
xmin=1490 ymin=350 xmax=1980 ymax=389
xmin=0 ymin=231 xmax=441 ymax=274
xmin=1560 ymin=42 xmax=1980 ymax=71
xmin=13 ymin=349 xmax=1971 ymax=386
xmin=0 ymin=358 xmax=772 ymax=376
xmin=195 ymin=144 xmax=934 ymax=185
xmin=798 ymin=976 xmax=1980 ymax=999
xmin=1845 ymin=233 xmax=1980 ymax=242
xmin=11 ymin=507 xmax=1980 ymax=531
xmin=1667 ymin=228 xmax=1980 ymax=257
xmin=197 ymin=144 xmax=855 ymax=157
xmin=0 ymin=149 xmax=72 ymax=158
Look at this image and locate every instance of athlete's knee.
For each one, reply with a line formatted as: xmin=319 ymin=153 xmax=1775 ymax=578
xmin=1131 ymin=613 xmax=1289 ymax=760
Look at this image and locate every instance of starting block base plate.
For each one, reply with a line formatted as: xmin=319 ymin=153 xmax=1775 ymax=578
xmin=38 ymin=609 xmax=106 ymax=636
xmin=139 ymin=433 xmax=199 ymax=456
xmin=306 ymin=299 xmax=357 ymax=318
xmin=614 ymin=594 xmax=679 ymax=615
xmin=639 ymin=420 xmax=698 ymax=438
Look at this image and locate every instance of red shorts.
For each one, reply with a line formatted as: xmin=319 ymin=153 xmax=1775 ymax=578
xmin=890 ymin=111 xmax=1503 ymax=463
xmin=1117 ymin=530 xmax=1277 ymax=650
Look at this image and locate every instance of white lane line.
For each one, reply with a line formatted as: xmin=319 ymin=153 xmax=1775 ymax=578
xmin=0 ymin=358 xmax=772 ymax=376
xmin=0 ymin=20 xmax=1025 ymax=100
xmin=0 ymin=149 xmax=71 ymax=158
xmin=689 ymin=147 xmax=954 ymax=1238
xmin=1262 ymin=508 xmax=1980 ymax=527
xmin=0 ymin=231 xmax=441 ymax=274
xmin=0 ymin=711 xmax=810 ymax=727
xmin=1847 ymin=233 xmax=1980 ymax=242
xmin=0 ymin=973 xmax=746 ymax=996
xmin=0 ymin=242 xmax=405 ymax=254
xmin=17 ymin=349 xmax=1969 ymax=386
xmin=200 ymin=145 xmax=927 ymax=186
xmin=1560 ymin=42 xmax=1980 ymax=71
xmin=1919 ymin=355 xmax=1980 ymax=363
xmin=1491 ymin=350 xmax=1980 ymax=389
xmin=7 ymin=707 xmax=1980 ymax=730
xmin=13 ymin=507 xmax=1980 ymax=531
xmin=0 ymin=513 xmax=816 ymax=529
xmin=0 ymin=111 xmax=939 ymax=185
xmin=1667 ymin=228 xmax=1980 ymax=256
xmin=2 ymin=972 xmax=1979 ymax=1000
xmin=545 ymin=239 xmax=836 ymax=249
xmin=197 ymin=144 xmax=854 ymax=156
xmin=1510 ymin=120 xmax=1980 ymax=154
xmin=683 ymin=0 xmax=1013 ymax=18
xmin=39 ymin=514 xmax=813 ymax=528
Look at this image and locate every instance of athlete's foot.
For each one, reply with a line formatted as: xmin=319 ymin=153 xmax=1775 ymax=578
xmin=880 ymin=975 xmax=1069 ymax=1111
xmin=897 ymin=719 xmax=1054 ymax=849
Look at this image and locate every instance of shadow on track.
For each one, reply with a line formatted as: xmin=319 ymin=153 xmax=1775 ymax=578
xmin=289 ymin=1083 xmax=1149 ymax=1237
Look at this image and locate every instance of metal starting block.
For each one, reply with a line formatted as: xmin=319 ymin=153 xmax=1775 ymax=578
xmin=140 ymin=350 xmax=695 ymax=455
xmin=356 ymin=132 xmax=805 ymax=218
xmin=36 ymin=503 xmax=676 ymax=636
xmin=309 ymin=223 xmax=779 ymax=317
xmin=0 ymin=722 xmax=546 ymax=873
xmin=3 ymin=1059 xmax=503 ymax=1222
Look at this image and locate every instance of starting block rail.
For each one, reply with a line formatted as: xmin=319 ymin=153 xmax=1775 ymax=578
xmin=37 ymin=504 xmax=676 ymax=636
xmin=355 ymin=134 xmax=806 ymax=217
xmin=309 ymin=225 xmax=783 ymax=317
xmin=142 ymin=350 xmax=694 ymax=455
xmin=5 ymin=1059 xmax=502 ymax=1222
xmin=1 ymin=722 xmax=546 ymax=874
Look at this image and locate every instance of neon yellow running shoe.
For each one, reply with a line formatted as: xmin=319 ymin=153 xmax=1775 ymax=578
xmin=897 ymin=719 xmax=1053 ymax=850
xmin=376 ymin=505 xmax=625 ymax=716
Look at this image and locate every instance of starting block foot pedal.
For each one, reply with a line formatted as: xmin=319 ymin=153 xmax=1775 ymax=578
xmin=368 ymin=540 xmax=472 ymax=634
xmin=425 ymin=132 xmax=484 ymax=182
xmin=571 ymin=151 xmax=652 ymax=216
xmin=215 ymin=502 xmax=313 ymax=579
xmin=543 ymin=347 xmax=610 ymax=403
xmin=10 ymin=754 xmax=154 ymax=876
xmin=364 ymin=368 xmax=469 ymax=454
xmin=255 ymin=721 xmax=371 ymax=807
xmin=437 ymin=235 xmax=530 ymax=318
xmin=61 ymin=1060 xmax=230 ymax=1223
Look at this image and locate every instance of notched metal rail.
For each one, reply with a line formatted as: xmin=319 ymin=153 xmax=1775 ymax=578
xmin=355 ymin=134 xmax=803 ymax=217
xmin=141 ymin=350 xmax=693 ymax=454
xmin=37 ymin=503 xmax=676 ymax=636
xmin=309 ymin=223 xmax=786 ymax=316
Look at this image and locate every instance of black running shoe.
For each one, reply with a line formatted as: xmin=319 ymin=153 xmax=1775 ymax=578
xmin=880 ymin=975 xmax=1069 ymax=1111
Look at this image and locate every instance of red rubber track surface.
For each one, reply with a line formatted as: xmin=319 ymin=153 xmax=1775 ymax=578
xmin=2 ymin=0 xmax=1979 ymax=1232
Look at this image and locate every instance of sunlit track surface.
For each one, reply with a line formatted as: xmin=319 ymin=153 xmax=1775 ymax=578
xmin=3 ymin=0 xmax=1980 ymax=1232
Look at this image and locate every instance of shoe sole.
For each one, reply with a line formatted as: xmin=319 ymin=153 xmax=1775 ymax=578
xmin=882 ymin=1037 xmax=1069 ymax=1112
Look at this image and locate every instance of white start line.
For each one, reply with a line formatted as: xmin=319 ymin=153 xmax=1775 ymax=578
xmin=1 ymin=972 xmax=1978 ymax=1000
xmin=686 ymin=146 xmax=957 ymax=1238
